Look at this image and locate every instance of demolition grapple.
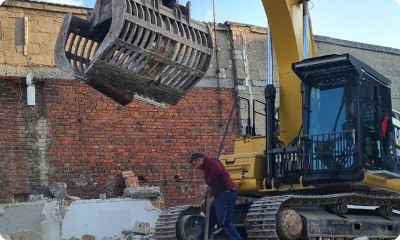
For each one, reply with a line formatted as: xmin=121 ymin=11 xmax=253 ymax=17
xmin=55 ymin=0 xmax=213 ymax=105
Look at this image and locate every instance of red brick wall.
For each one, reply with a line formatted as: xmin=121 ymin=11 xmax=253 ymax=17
xmin=0 ymin=78 xmax=43 ymax=203
xmin=0 ymin=78 xmax=238 ymax=206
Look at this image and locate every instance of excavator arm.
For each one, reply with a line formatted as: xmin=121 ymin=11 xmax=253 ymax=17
xmin=261 ymin=0 xmax=315 ymax=145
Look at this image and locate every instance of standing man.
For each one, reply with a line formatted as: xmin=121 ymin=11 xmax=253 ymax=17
xmin=190 ymin=152 xmax=243 ymax=240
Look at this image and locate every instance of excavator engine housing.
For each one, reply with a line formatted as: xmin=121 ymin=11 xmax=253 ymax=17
xmin=55 ymin=0 xmax=213 ymax=105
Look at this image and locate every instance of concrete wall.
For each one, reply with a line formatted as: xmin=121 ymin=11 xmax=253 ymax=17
xmin=199 ymin=23 xmax=271 ymax=136
xmin=62 ymin=199 xmax=160 ymax=240
xmin=314 ymin=36 xmax=400 ymax=110
xmin=212 ymin=22 xmax=400 ymax=136
xmin=0 ymin=0 xmax=87 ymax=68
xmin=0 ymin=201 xmax=61 ymax=240
xmin=0 ymin=198 xmax=161 ymax=240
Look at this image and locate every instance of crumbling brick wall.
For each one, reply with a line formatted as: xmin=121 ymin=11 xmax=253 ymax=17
xmin=0 ymin=1 xmax=240 ymax=205
xmin=0 ymin=77 xmax=238 ymax=205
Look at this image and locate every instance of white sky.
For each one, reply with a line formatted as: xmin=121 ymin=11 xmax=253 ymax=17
xmin=24 ymin=0 xmax=400 ymax=49
xmin=184 ymin=0 xmax=400 ymax=49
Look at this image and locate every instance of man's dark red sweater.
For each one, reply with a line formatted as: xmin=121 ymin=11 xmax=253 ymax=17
xmin=202 ymin=157 xmax=236 ymax=197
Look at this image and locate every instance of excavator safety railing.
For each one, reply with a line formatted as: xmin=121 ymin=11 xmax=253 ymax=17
xmin=302 ymin=131 xmax=355 ymax=173
xmin=55 ymin=0 xmax=214 ymax=105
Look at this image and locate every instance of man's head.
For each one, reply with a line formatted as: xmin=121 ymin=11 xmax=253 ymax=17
xmin=190 ymin=152 xmax=205 ymax=169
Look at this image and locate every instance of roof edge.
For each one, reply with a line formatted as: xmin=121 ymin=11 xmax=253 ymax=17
xmin=2 ymin=0 xmax=91 ymax=15
xmin=314 ymin=35 xmax=400 ymax=55
xmin=223 ymin=22 xmax=400 ymax=55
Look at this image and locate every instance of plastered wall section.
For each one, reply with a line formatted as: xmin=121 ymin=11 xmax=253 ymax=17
xmin=199 ymin=23 xmax=273 ymax=136
xmin=0 ymin=1 xmax=88 ymax=77
xmin=0 ymin=201 xmax=60 ymax=240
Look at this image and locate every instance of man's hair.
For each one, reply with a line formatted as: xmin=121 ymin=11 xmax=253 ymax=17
xmin=190 ymin=152 xmax=204 ymax=163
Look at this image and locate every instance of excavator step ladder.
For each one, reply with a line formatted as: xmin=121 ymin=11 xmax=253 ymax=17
xmin=55 ymin=0 xmax=213 ymax=105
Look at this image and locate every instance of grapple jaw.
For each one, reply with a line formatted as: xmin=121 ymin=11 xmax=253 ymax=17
xmin=55 ymin=0 xmax=213 ymax=105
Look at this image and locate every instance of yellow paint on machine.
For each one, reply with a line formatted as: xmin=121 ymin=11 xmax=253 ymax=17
xmin=261 ymin=0 xmax=315 ymax=146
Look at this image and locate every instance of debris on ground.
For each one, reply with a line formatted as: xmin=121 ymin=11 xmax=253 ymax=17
xmin=102 ymin=224 xmax=155 ymax=240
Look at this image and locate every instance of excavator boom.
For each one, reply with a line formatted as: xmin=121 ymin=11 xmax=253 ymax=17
xmin=261 ymin=0 xmax=315 ymax=145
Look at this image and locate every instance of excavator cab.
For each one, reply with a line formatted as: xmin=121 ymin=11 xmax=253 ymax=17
xmin=55 ymin=0 xmax=213 ymax=105
xmin=293 ymin=54 xmax=399 ymax=185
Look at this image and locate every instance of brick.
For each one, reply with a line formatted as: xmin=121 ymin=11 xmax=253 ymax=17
xmin=82 ymin=235 xmax=96 ymax=240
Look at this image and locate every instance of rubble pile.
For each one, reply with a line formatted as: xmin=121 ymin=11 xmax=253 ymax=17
xmin=0 ymin=171 xmax=162 ymax=240
xmin=101 ymin=221 xmax=154 ymax=240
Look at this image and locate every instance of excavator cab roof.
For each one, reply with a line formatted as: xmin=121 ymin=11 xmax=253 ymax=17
xmin=292 ymin=54 xmax=391 ymax=88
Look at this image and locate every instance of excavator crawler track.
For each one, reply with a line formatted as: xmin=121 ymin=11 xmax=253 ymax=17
xmin=154 ymin=205 xmax=202 ymax=240
xmin=155 ymin=193 xmax=400 ymax=240
xmin=246 ymin=193 xmax=400 ymax=239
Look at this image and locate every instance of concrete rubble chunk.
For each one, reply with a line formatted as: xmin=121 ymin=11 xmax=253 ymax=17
xmin=123 ymin=187 xmax=160 ymax=198
xmin=49 ymin=182 xmax=80 ymax=201
xmin=99 ymin=193 xmax=107 ymax=200
xmin=131 ymin=221 xmax=151 ymax=235
xmin=121 ymin=229 xmax=154 ymax=240
xmin=101 ymin=230 xmax=154 ymax=240
xmin=28 ymin=194 xmax=45 ymax=202
xmin=11 ymin=230 xmax=41 ymax=240
xmin=82 ymin=234 xmax=96 ymax=240
xmin=122 ymin=171 xmax=139 ymax=188
xmin=0 ymin=234 xmax=11 ymax=240
xmin=124 ymin=176 xmax=139 ymax=188
xmin=49 ymin=182 xmax=69 ymax=200
xmin=121 ymin=171 xmax=134 ymax=178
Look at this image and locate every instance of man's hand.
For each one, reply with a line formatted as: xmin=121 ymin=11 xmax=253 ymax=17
xmin=203 ymin=186 xmax=211 ymax=199
xmin=200 ymin=198 xmax=207 ymax=213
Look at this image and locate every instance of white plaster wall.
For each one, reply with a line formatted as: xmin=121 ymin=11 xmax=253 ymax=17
xmin=42 ymin=201 xmax=62 ymax=240
xmin=61 ymin=199 xmax=161 ymax=240
xmin=0 ymin=201 xmax=61 ymax=240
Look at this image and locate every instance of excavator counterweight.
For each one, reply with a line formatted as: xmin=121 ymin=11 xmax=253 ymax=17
xmin=55 ymin=0 xmax=213 ymax=105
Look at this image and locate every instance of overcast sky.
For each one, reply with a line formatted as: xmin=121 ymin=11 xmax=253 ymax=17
xmin=38 ymin=0 xmax=400 ymax=49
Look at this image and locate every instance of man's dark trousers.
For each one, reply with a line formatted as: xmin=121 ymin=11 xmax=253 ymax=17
xmin=198 ymin=190 xmax=243 ymax=240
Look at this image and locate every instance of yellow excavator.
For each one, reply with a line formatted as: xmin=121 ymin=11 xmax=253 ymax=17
xmin=55 ymin=0 xmax=400 ymax=239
